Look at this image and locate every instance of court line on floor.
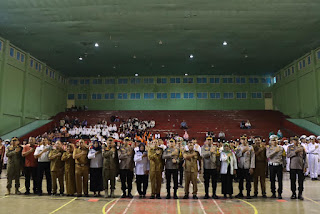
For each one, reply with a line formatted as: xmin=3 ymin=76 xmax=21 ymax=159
xmin=122 ymin=192 xmax=137 ymax=214
xmin=237 ymin=199 xmax=258 ymax=214
xmin=176 ymin=192 xmax=181 ymax=214
xmin=284 ymin=187 xmax=320 ymax=206
xmin=101 ymin=199 xmax=116 ymax=214
xmin=199 ymin=178 xmax=224 ymax=214
xmin=198 ymin=199 xmax=207 ymax=214
xmin=49 ymin=197 xmax=77 ymax=214
xmin=104 ymin=197 xmax=121 ymax=214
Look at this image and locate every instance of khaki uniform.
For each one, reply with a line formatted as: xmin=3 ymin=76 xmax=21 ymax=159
xmin=6 ymin=146 xmax=22 ymax=190
xmin=184 ymin=150 xmax=201 ymax=196
xmin=61 ymin=151 xmax=76 ymax=195
xmin=253 ymin=145 xmax=267 ymax=196
xmin=148 ymin=147 xmax=164 ymax=196
xmin=49 ymin=149 xmax=65 ymax=194
xmin=74 ymin=147 xmax=89 ymax=195
xmin=103 ymin=148 xmax=119 ymax=191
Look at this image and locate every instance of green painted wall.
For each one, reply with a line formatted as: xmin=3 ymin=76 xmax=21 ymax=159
xmin=0 ymin=37 xmax=67 ymax=136
xmin=67 ymin=76 xmax=273 ymax=110
xmin=272 ymin=47 xmax=320 ymax=124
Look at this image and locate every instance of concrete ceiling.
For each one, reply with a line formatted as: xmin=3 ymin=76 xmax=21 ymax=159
xmin=0 ymin=0 xmax=320 ymax=77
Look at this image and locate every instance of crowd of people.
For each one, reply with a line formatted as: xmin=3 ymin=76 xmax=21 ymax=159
xmin=0 ymin=131 xmax=318 ymax=201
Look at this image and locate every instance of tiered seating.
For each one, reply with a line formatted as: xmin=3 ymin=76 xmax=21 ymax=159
xmin=49 ymin=110 xmax=313 ymax=141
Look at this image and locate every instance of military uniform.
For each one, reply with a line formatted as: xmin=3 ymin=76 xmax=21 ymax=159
xmin=103 ymin=147 xmax=119 ymax=197
xmin=74 ymin=147 xmax=89 ymax=196
xmin=6 ymin=145 xmax=22 ymax=194
xmin=148 ymin=147 xmax=164 ymax=199
xmin=49 ymin=149 xmax=65 ymax=195
xmin=61 ymin=151 xmax=76 ymax=195
xmin=183 ymin=150 xmax=201 ymax=198
xmin=287 ymin=139 xmax=308 ymax=200
xmin=266 ymin=144 xmax=286 ymax=198
xmin=253 ymin=145 xmax=267 ymax=197
xmin=162 ymin=146 xmax=179 ymax=199
xmin=201 ymin=144 xmax=219 ymax=198
xmin=118 ymin=145 xmax=134 ymax=197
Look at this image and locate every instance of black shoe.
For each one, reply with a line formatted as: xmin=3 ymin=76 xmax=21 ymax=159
xmin=150 ymin=195 xmax=155 ymax=199
xmin=278 ymin=194 xmax=282 ymax=199
xmin=24 ymin=191 xmax=30 ymax=195
xmin=128 ymin=193 xmax=133 ymax=198
xmin=235 ymin=193 xmax=244 ymax=198
xmin=298 ymin=194 xmax=304 ymax=200
xmin=291 ymin=194 xmax=297 ymax=199
xmin=271 ymin=194 xmax=276 ymax=198
xmin=253 ymin=194 xmax=257 ymax=198
xmin=229 ymin=195 xmax=233 ymax=199
xmin=223 ymin=194 xmax=227 ymax=199
xmin=173 ymin=194 xmax=178 ymax=199
xmin=84 ymin=194 xmax=89 ymax=197
xmin=262 ymin=194 xmax=267 ymax=198
xmin=156 ymin=194 xmax=161 ymax=199
xmin=139 ymin=195 xmax=142 ymax=199
xmin=121 ymin=194 xmax=127 ymax=198
xmin=166 ymin=194 xmax=171 ymax=199
xmin=246 ymin=195 xmax=252 ymax=199
xmin=204 ymin=194 xmax=209 ymax=199
xmin=193 ymin=195 xmax=198 ymax=199
xmin=183 ymin=195 xmax=188 ymax=199
xmin=142 ymin=195 xmax=146 ymax=198
xmin=76 ymin=194 xmax=82 ymax=197
xmin=212 ymin=195 xmax=219 ymax=199
xmin=38 ymin=193 xmax=43 ymax=196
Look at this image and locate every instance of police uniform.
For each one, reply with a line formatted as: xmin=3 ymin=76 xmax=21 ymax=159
xmin=5 ymin=141 xmax=22 ymax=195
xmin=162 ymin=139 xmax=179 ymax=199
xmin=49 ymin=149 xmax=65 ymax=195
xmin=61 ymin=151 xmax=76 ymax=196
xmin=183 ymin=149 xmax=201 ymax=199
xmin=287 ymin=136 xmax=308 ymax=200
xmin=148 ymin=146 xmax=164 ymax=199
xmin=74 ymin=146 xmax=89 ymax=196
xmin=201 ymin=138 xmax=220 ymax=199
xmin=103 ymin=142 xmax=119 ymax=198
xmin=235 ymin=136 xmax=255 ymax=198
xmin=118 ymin=140 xmax=134 ymax=198
xmin=266 ymin=135 xmax=286 ymax=199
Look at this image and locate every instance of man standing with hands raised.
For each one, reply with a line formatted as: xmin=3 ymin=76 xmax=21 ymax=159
xmin=235 ymin=135 xmax=255 ymax=199
xmin=266 ymin=135 xmax=286 ymax=199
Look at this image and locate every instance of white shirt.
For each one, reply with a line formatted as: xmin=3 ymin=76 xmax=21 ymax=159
xmin=134 ymin=151 xmax=150 ymax=175
xmin=34 ymin=145 xmax=51 ymax=162
xmin=87 ymin=149 xmax=103 ymax=168
xmin=220 ymin=152 xmax=238 ymax=175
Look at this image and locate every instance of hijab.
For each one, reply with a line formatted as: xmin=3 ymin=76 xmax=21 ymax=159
xmin=92 ymin=141 xmax=102 ymax=151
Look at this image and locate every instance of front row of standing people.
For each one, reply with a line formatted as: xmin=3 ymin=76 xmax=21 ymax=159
xmin=5 ymin=135 xmax=307 ymax=200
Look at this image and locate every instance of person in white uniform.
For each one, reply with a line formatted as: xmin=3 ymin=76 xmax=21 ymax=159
xmin=308 ymin=135 xmax=319 ymax=180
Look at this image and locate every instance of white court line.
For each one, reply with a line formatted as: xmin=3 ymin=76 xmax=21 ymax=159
xmin=198 ymin=199 xmax=208 ymax=214
xmin=123 ymin=192 xmax=138 ymax=214
xmin=106 ymin=198 xmax=121 ymax=213
xmin=199 ymin=178 xmax=225 ymax=214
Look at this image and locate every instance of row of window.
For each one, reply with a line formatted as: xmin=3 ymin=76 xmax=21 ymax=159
xmin=68 ymin=92 xmax=263 ymax=100
xmin=9 ymin=46 xmax=25 ymax=63
xmin=30 ymin=58 xmax=42 ymax=72
xmin=69 ymin=77 xmax=272 ymax=85
xmin=284 ymin=66 xmax=295 ymax=77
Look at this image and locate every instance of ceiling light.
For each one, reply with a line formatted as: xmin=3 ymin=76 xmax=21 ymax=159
xmin=133 ymin=55 xmax=136 ymax=59
xmin=223 ymin=41 xmax=227 ymax=46
xmin=113 ymin=66 xmax=116 ymax=69
xmin=189 ymin=54 xmax=194 ymax=59
xmin=135 ymin=73 xmax=138 ymax=76
xmin=79 ymin=57 xmax=83 ymax=61
xmin=95 ymin=43 xmax=99 ymax=47
xmin=185 ymin=73 xmax=188 ymax=76
xmin=159 ymin=40 xmax=163 ymax=45
xmin=245 ymin=54 xmax=248 ymax=58
xmin=162 ymin=65 xmax=165 ymax=68
xmin=211 ymin=64 xmax=215 ymax=68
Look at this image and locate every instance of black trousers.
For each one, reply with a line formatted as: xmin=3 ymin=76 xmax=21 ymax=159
xmin=178 ymin=161 xmax=184 ymax=185
xmin=37 ymin=162 xmax=52 ymax=194
xmin=166 ymin=169 xmax=178 ymax=193
xmin=221 ymin=165 xmax=233 ymax=195
xmin=25 ymin=167 xmax=37 ymax=193
xmin=136 ymin=174 xmax=148 ymax=196
xmin=120 ymin=169 xmax=133 ymax=193
xmin=204 ymin=169 xmax=218 ymax=195
xmin=269 ymin=165 xmax=283 ymax=194
xmin=90 ymin=168 xmax=103 ymax=192
xmin=290 ymin=169 xmax=304 ymax=194
xmin=238 ymin=168 xmax=251 ymax=193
